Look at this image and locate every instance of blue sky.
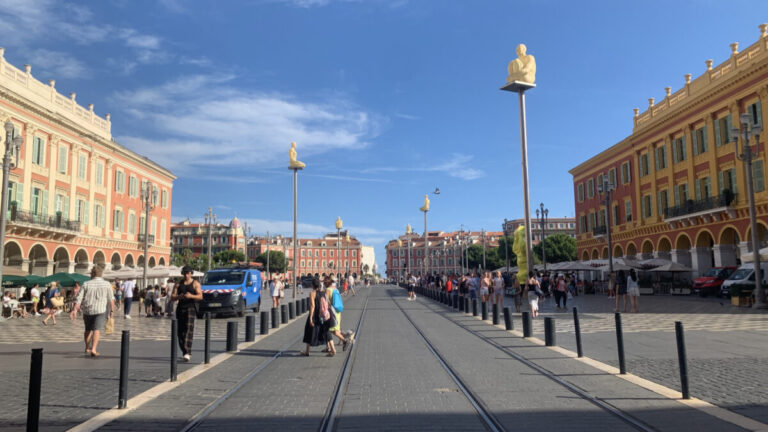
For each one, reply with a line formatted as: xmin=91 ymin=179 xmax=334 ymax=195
xmin=0 ymin=0 xmax=765 ymax=272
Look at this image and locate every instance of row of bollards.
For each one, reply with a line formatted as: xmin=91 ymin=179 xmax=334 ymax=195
xmin=411 ymin=284 xmax=691 ymax=401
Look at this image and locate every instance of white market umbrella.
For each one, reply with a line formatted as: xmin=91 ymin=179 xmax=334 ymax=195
xmin=741 ymin=247 xmax=768 ymax=263
xmin=648 ymin=262 xmax=692 ymax=272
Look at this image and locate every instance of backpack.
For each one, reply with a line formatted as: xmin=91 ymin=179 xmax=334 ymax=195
xmin=332 ymin=289 xmax=344 ymax=312
xmin=319 ymin=294 xmax=330 ymax=322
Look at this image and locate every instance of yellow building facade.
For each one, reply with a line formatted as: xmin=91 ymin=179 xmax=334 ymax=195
xmin=570 ymin=24 xmax=768 ymax=277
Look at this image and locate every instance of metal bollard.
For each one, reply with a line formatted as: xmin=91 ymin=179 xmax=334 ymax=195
xmin=245 ymin=315 xmax=256 ymax=342
xmin=573 ymin=307 xmax=583 ymax=358
xmin=170 ymin=319 xmax=178 ymax=382
xmin=472 ymin=299 xmax=478 ymax=317
xmin=544 ymin=317 xmax=556 ymax=346
xmin=453 ymin=295 xmax=458 ymax=310
xmin=464 ymin=297 xmax=470 ymax=314
xmin=289 ymin=302 xmax=295 ymax=320
xmin=226 ymin=321 xmax=238 ymax=352
xmin=615 ymin=312 xmax=626 ymax=374
xmin=27 ymin=348 xmax=43 ymax=432
xmin=503 ymin=307 xmax=513 ymax=330
xmin=675 ymin=321 xmax=690 ymax=399
xmin=492 ymin=303 xmax=499 ymax=325
xmin=260 ymin=311 xmax=269 ymax=335
xmin=281 ymin=304 xmax=288 ymax=324
xmin=271 ymin=308 xmax=279 ymax=329
xmin=522 ymin=311 xmax=532 ymax=337
xmin=118 ymin=330 xmax=130 ymax=409
xmin=204 ymin=312 xmax=211 ymax=364
xmin=459 ymin=296 xmax=465 ymax=312
xmin=481 ymin=301 xmax=488 ymax=320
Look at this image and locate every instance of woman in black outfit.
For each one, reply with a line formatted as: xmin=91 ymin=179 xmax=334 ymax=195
xmin=301 ymin=278 xmax=330 ymax=356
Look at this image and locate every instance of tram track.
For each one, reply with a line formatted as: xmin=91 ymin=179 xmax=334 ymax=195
xmin=415 ymin=289 xmax=657 ymax=432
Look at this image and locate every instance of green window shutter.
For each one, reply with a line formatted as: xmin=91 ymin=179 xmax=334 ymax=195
xmin=692 ymin=131 xmax=699 ymax=156
xmin=731 ymin=169 xmax=738 ymax=195
xmin=714 ymin=119 xmax=722 ymax=147
xmin=674 ymin=185 xmax=680 ymax=206
xmin=726 ymin=114 xmax=733 ymax=143
xmin=681 ymin=136 xmax=687 ymax=161
xmin=657 ymin=192 xmax=662 ymax=216
xmin=75 ymin=200 xmax=81 ymax=221
xmin=15 ymin=182 xmax=23 ymax=209
xmin=702 ymin=128 xmax=708 ymax=153
xmin=695 ymin=179 xmax=701 ymax=200
xmin=83 ymin=201 xmax=89 ymax=225
xmin=63 ymin=196 xmax=69 ymax=217
xmin=756 ymin=100 xmax=763 ymax=128
xmin=672 ymin=140 xmax=678 ymax=163
xmin=640 ymin=197 xmax=646 ymax=219
xmin=101 ymin=206 xmax=106 ymax=228
xmin=754 ymin=160 xmax=765 ymax=192
xmin=41 ymin=190 xmax=48 ymax=216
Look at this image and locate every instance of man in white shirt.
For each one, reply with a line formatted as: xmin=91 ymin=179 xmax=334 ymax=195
xmin=347 ymin=274 xmax=356 ymax=296
xmin=122 ymin=278 xmax=135 ymax=319
xmin=30 ymin=284 xmax=41 ymax=316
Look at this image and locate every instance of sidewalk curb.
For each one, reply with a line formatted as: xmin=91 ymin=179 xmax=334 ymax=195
xmin=66 ymin=309 xmax=306 ymax=432
xmin=459 ymin=309 xmax=768 ymax=432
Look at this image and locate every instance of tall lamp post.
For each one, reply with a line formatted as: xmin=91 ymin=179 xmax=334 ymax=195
xmin=266 ymin=231 xmax=271 ymax=282
xmin=204 ymin=207 xmax=216 ymax=271
xmin=731 ymin=112 xmax=766 ymax=308
xmin=336 ymin=217 xmax=342 ymax=281
xmin=141 ymin=182 xmax=158 ymax=290
xmin=289 ymin=141 xmax=304 ymax=299
xmin=503 ymin=219 xmax=511 ymax=274
xmin=481 ymin=229 xmax=486 ymax=270
xmin=345 ymin=232 xmax=351 ymax=276
xmin=0 ymin=121 xmax=22 ymax=321
xmin=598 ymin=176 xmax=615 ymax=284
xmin=406 ymin=224 xmax=412 ymax=276
xmin=536 ymin=203 xmax=549 ymax=274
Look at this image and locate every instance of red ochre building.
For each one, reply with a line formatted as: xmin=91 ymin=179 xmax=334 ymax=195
xmin=570 ymin=25 xmax=768 ymax=278
xmin=384 ymin=230 xmax=504 ymax=279
xmin=503 ymin=217 xmax=576 ymax=244
xmin=171 ymin=217 xmax=246 ymax=257
xmin=246 ymin=231 xmax=364 ymax=277
xmin=0 ymin=49 xmax=174 ymax=276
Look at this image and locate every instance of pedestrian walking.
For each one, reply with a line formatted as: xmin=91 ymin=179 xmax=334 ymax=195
xmin=627 ymin=269 xmax=640 ymax=313
xmin=512 ymin=276 xmax=522 ymax=312
xmin=325 ymin=277 xmax=350 ymax=354
xmin=347 ymin=273 xmax=357 ymax=296
xmin=469 ymin=272 xmax=479 ymax=300
xmin=615 ymin=270 xmax=628 ymax=313
xmin=301 ymin=277 xmax=331 ymax=356
xmin=123 ymin=278 xmax=135 ymax=319
xmin=172 ymin=266 xmax=203 ymax=362
xmin=113 ymin=281 xmax=122 ymax=313
xmin=491 ymin=271 xmax=504 ymax=308
xmin=554 ymin=274 xmax=568 ymax=311
xmin=144 ymin=285 xmax=156 ymax=317
xmin=479 ymin=271 xmax=491 ymax=303
xmin=526 ymin=271 xmax=542 ymax=318
xmin=42 ymin=282 xmax=62 ymax=326
xmin=407 ymin=273 xmax=417 ymax=301
xmin=70 ymin=266 xmax=115 ymax=357
xmin=30 ymin=284 xmax=41 ymax=316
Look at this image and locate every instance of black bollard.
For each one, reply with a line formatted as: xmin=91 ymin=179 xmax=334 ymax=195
xmin=289 ymin=302 xmax=295 ymax=320
xmin=226 ymin=321 xmax=238 ymax=352
xmin=27 ymin=348 xmax=43 ymax=432
xmin=522 ymin=311 xmax=532 ymax=337
xmin=118 ymin=330 xmax=130 ymax=409
xmin=464 ymin=297 xmax=470 ymax=314
xmin=453 ymin=295 xmax=458 ymax=310
xmin=459 ymin=296 xmax=465 ymax=312
xmin=271 ymin=307 xmax=279 ymax=329
xmin=245 ymin=315 xmax=256 ymax=342
xmin=301 ymin=298 xmax=306 ymax=314
xmin=281 ymin=304 xmax=288 ymax=324
xmin=573 ymin=307 xmax=583 ymax=358
xmin=170 ymin=319 xmax=178 ymax=382
xmin=204 ymin=312 xmax=211 ymax=364
xmin=503 ymin=307 xmax=513 ymax=330
xmin=545 ymin=317 xmax=556 ymax=346
xmin=472 ymin=299 xmax=478 ymax=317
xmin=615 ymin=312 xmax=626 ymax=374
xmin=675 ymin=321 xmax=690 ymax=399
xmin=492 ymin=303 xmax=499 ymax=325
xmin=481 ymin=301 xmax=488 ymax=320
xmin=260 ymin=311 xmax=269 ymax=335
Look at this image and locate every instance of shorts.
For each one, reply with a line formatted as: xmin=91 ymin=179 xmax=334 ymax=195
xmin=479 ymin=289 xmax=489 ymax=297
xmin=32 ymin=297 xmax=39 ymax=303
xmin=83 ymin=313 xmax=107 ymax=332
xmin=617 ymin=285 xmax=627 ymax=295
xmin=528 ymin=297 xmax=539 ymax=311
xmin=271 ymin=287 xmax=280 ymax=297
xmin=628 ymin=287 xmax=640 ymax=297
xmin=470 ymin=290 xmax=477 ymax=300
xmin=408 ymin=285 xmax=414 ymax=293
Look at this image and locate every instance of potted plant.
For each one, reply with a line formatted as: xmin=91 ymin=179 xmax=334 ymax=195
xmin=9 ymin=200 xmax=17 ymax=220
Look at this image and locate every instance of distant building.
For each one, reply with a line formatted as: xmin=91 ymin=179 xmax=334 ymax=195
xmin=170 ymin=217 xmax=245 ymax=257
xmin=503 ymin=217 xmax=577 ymax=245
xmin=360 ymin=245 xmax=376 ymax=275
xmin=384 ymin=230 xmax=504 ymax=279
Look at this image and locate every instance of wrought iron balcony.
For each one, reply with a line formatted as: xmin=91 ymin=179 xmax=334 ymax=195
xmin=663 ymin=193 xmax=736 ymax=219
xmin=592 ymin=225 xmax=607 ymax=236
xmin=138 ymin=234 xmax=155 ymax=244
xmin=9 ymin=208 xmax=80 ymax=232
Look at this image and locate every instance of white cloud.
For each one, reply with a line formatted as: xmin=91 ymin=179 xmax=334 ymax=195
xmin=113 ymin=74 xmax=380 ymax=175
xmin=26 ymin=49 xmax=89 ymax=79
xmin=363 ymin=153 xmax=484 ymax=180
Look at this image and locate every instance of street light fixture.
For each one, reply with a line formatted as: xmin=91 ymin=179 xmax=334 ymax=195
xmin=0 ymin=121 xmax=22 ymax=321
xmin=597 ymin=176 xmax=615 ymax=285
xmin=502 ymin=219 xmax=511 ymax=275
xmin=141 ymin=182 xmax=158 ymax=290
xmin=536 ymin=203 xmax=549 ymax=274
xmin=731 ymin=112 xmax=766 ymax=309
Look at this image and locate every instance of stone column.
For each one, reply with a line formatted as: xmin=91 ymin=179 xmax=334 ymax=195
xmin=44 ymin=261 xmax=54 ymax=276
xmin=713 ymin=244 xmax=738 ymax=267
xmin=689 ymin=246 xmax=713 ymax=278
xmin=670 ymin=249 xmax=691 ymax=267
xmin=67 ymin=262 xmax=75 ymax=273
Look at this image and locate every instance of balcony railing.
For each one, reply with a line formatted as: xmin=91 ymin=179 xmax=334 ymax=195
xmin=663 ymin=193 xmax=736 ymax=219
xmin=138 ymin=234 xmax=155 ymax=244
xmin=9 ymin=208 xmax=81 ymax=232
xmin=592 ymin=225 xmax=607 ymax=236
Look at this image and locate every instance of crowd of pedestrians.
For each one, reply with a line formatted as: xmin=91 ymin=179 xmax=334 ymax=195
xmin=301 ymin=274 xmax=356 ymax=357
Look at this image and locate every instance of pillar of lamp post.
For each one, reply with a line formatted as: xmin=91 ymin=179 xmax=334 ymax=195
xmin=345 ymin=232 xmax=351 ymax=276
xmin=336 ymin=217 xmax=342 ymax=281
xmin=289 ymin=141 xmax=305 ymax=299
xmin=536 ymin=204 xmax=548 ymax=274
xmin=204 ymin=207 xmax=216 ymax=272
xmin=731 ymin=113 xmax=766 ymax=308
xmin=503 ymin=219 xmax=511 ymax=274
xmin=481 ymin=229 xmax=486 ymax=271
xmin=422 ymin=212 xmax=428 ymax=277
xmin=141 ymin=182 xmax=157 ymax=290
xmin=265 ymin=231 xmax=271 ymax=282
xmin=598 ymin=178 xmax=615 ymax=281
xmin=501 ymin=48 xmax=537 ymax=277
xmin=0 ymin=121 xmax=23 ymax=320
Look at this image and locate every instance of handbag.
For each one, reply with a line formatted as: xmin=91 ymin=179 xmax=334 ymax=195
xmin=105 ymin=317 xmax=114 ymax=335
xmin=51 ymin=297 xmax=64 ymax=308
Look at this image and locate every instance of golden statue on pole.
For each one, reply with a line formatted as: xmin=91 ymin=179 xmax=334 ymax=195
xmin=406 ymin=224 xmax=412 ymax=235
xmin=419 ymin=194 xmax=430 ymax=212
xmin=506 ymin=44 xmax=536 ymax=84
xmin=289 ymin=141 xmax=306 ymax=169
xmin=335 ymin=216 xmax=343 ymax=230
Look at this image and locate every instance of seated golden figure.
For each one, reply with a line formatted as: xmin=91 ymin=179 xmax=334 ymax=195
xmin=289 ymin=142 xmax=306 ymax=169
xmin=419 ymin=194 xmax=430 ymax=212
xmin=506 ymin=44 xmax=536 ymax=84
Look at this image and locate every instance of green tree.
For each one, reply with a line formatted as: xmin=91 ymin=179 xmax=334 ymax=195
xmin=465 ymin=244 xmax=504 ymax=270
xmin=532 ymin=233 xmax=577 ymax=264
xmin=255 ymin=250 xmax=286 ymax=273
xmin=496 ymin=236 xmax=517 ymax=267
xmin=213 ymin=249 xmax=246 ymax=267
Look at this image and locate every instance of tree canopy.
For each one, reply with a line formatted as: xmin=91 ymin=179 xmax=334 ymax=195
xmin=532 ymin=233 xmax=577 ymax=264
xmin=254 ymin=250 xmax=287 ymax=273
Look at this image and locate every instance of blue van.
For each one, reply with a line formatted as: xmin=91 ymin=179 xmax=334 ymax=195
xmin=198 ymin=266 xmax=262 ymax=318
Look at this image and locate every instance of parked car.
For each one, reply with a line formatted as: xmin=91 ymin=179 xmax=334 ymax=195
xmin=719 ymin=262 xmax=768 ymax=298
xmin=198 ymin=266 xmax=262 ymax=318
xmin=692 ymin=266 xmax=737 ymax=297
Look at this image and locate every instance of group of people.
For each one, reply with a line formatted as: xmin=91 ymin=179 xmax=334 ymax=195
xmin=2 ymin=282 xmax=69 ymax=325
xmin=302 ymin=274 xmax=355 ymax=357
xmin=607 ymin=269 xmax=641 ymax=313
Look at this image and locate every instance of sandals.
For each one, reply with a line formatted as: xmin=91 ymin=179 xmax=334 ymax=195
xmin=326 ymin=352 xmax=336 ymax=357
xmin=299 ymin=351 xmax=309 ymax=357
